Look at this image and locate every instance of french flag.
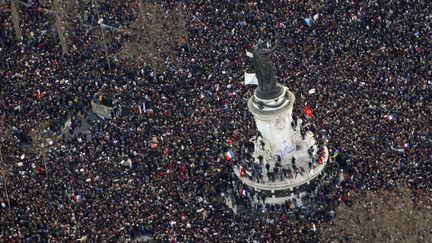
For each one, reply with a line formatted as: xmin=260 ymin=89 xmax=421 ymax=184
xmin=225 ymin=150 xmax=235 ymax=161
xmin=386 ymin=113 xmax=395 ymax=122
xmin=73 ymin=193 xmax=82 ymax=203
xmin=403 ymin=143 xmax=411 ymax=150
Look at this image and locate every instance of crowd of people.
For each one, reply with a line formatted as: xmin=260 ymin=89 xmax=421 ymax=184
xmin=0 ymin=0 xmax=431 ymax=241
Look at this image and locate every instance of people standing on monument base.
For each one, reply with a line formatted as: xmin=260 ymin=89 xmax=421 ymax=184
xmin=0 ymin=0 xmax=431 ymax=242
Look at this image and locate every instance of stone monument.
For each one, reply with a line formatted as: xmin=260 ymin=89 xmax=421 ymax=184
xmin=233 ymin=38 xmax=329 ymax=207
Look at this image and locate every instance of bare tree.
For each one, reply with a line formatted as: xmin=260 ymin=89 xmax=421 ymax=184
xmin=91 ymin=0 xmax=111 ymax=70
xmin=320 ymin=186 xmax=432 ymax=242
xmin=10 ymin=0 xmax=22 ymax=42
xmin=14 ymin=0 xmax=70 ymax=53
xmin=0 ymin=123 xmax=13 ymax=209
xmin=119 ymin=1 xmax=188 ymax=72
xmin=51 ymin=0 xmax=68 ymax=53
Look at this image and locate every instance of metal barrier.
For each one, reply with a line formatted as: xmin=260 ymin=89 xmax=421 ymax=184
xmin=91 ymin=101 xmax=113 ymax=119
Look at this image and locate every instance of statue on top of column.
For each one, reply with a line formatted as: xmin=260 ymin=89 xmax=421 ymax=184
xmin=252 ymin=37 xmax=283 ymax=99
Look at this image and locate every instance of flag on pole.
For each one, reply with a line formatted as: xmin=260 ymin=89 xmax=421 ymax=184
xmin=403 ymin=143 xmax=411 ymax=150
xmin=36 ymin=89 xmax=44 ymax=100
xmin=73 ymin=193 xmax=82 ymax=203
xmin=308 ymin=88 xmax=316 ymax=95
xmin=244 ymin=72 xmax=258 ymax=85
xmin=77 ymin=235 xmax=88 ymax=242
xmin=246 ymin=50 xmax=253 ymax=58
xmin=225 ymin=150 xmax=235 ymax=160
xmin=304 ymin=17 xmax=313 ymax=27
xmin=239 ymin=165 xmax=246 ymax=177
xmin=332 ymin=149 xmax=340 ymax=158
xmin=385 ymin=113 xmax=395 ymax=123
xmin=246 ymin=169 xmax=252 ymax=177
xmin=142 ymin=101 xmax=147 ymax=112
xmin=37 ymin=167 xmax=46 ymax=175
xmin=304 ymin=106 xmax=315 ymax=118
xmin=239 ymin=187 xmax=246 ymax=197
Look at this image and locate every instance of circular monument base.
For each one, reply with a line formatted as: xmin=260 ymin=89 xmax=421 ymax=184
xmin=234 ymin=146 xmax=328 ymax=206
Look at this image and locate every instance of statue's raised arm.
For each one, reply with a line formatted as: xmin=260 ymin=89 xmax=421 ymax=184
xmin=252 ymin=38 xmax=283 ymax=99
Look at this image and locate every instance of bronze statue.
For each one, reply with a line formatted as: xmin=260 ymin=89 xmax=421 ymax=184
xmin=252 ymin=38 xmax=283 ymax=99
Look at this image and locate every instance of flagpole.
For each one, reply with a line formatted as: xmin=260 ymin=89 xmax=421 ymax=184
xmin=0 ymin=147 xmax=11 ymax=210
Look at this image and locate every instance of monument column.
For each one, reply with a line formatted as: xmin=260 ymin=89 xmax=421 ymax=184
xmin=247 ymin=86 xmax=298 ymax=165
xmin=231 ymin=37 xmax=328 ymax=206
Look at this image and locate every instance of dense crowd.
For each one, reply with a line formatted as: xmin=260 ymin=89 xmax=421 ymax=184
xmin=1 ymin=0 xmax=431 ymax=241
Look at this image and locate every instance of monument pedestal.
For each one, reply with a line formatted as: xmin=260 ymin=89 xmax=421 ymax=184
xmin=248 ymin=86 xmax=297 ymax=167
xmin=234 ymin=84 xmax=327 ymax=206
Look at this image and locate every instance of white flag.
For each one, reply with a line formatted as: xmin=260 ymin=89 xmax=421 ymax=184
xmin=246 ymin=51 xmax=253 ymax=58
xmin=308 ymin=88 xmax=316 ymax=95
xmin=244 ymin=72 xmax=258 ymax=85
